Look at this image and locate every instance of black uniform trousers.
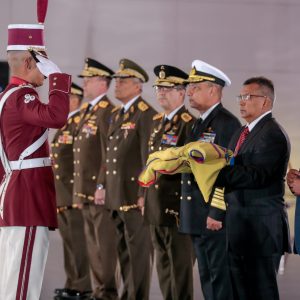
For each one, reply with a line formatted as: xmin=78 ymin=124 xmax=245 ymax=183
xmin=57 ymin=208 xmax=91 ymax=292
xmin=192 ymin=228 xmax=232 ymax=300
xmin=228 ymin=251 xmax=279 ymax=300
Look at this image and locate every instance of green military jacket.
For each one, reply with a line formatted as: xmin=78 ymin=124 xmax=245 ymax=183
xmin=144 ymin=106 xmax=194 ymax=226
xmin=101 ymin=96 xmax=156 ymax=210
xmin=51 ymin=110 xmax=81 ymax=207
xmin=73 ymin=95 xmax=114 ymax=204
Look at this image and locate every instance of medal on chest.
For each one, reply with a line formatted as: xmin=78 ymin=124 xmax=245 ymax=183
xmin=58 ymin=131 xmax=73 ymax=144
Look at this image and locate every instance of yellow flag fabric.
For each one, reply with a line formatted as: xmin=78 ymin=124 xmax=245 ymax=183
xmin=138 ymin=141 xmax=232 ymax=203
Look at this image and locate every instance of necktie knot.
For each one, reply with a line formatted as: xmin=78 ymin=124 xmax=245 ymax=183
xmin=234 ymin=126 xmax=249 ymax=156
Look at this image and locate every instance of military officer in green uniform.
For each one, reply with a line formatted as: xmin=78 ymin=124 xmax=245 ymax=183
xmin=95 ymin=59 xmax=157 ymax=300
xmin=144 ymin=65 xmax=195 ymax=300
xmin=73 ymin=58 xmax=118 ymax=300
xmin=52 ymin=82 xmax=92 ymax=300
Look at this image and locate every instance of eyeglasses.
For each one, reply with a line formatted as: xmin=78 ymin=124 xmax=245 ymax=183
xmin=236 ymin=94 xmax=268 ymax=102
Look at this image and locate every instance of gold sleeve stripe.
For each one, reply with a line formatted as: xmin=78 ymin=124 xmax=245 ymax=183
xmin=211 ymin=199 xmax=226 ymax=211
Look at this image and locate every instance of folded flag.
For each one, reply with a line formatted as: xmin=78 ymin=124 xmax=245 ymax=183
xmin=138 ymin=141 xmax=232 ymax=203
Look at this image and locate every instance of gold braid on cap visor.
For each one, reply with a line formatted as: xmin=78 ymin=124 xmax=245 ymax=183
xmin=114 ymin=68 xmax=145 ymax=82
xmin=154 ymin=76 xmax=185 ymax=87
xmin=80 ymin=67 xmax=111 ymax=77
xmin=187 ymin=73 xmax=216 ymax=83
xmin=71 ymin=88 xmax=83 ymax=96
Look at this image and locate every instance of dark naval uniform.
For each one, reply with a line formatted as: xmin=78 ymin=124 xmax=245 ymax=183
xmin=101 ymin=58 xmax=157 ymax=300
xmin=180 ymin=61 xmax=241 ymax=300
xmin=144 ymin=65 xmax=195 ymax=300
xmin=73 ymin=58 xmax=118 ymax=300
xmin=51 ymin=88 xmax=91 ymax=293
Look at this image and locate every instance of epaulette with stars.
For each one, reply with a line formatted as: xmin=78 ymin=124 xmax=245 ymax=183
xmin=138 ymin=101 xmax=149 ymax=112
xmin=153 ymin=113 xmax=164 ymax=121
xmin=181 ymin=112 xmax=193 ymax=123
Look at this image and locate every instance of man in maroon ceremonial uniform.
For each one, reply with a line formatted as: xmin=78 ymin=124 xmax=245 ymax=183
xmin=0 ymin=22 xmax=71 ymax=300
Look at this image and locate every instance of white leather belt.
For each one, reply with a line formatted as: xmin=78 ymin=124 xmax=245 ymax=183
xmin=9 ymin=157 xmax=52 ymax=170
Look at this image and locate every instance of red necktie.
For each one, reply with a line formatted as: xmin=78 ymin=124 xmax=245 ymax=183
xmin=234 ymin=126 xmax=249 ymax=156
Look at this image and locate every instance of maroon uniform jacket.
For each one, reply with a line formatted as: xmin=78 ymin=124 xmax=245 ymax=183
xmin=0 ymin=74 xmax=71 ymax=227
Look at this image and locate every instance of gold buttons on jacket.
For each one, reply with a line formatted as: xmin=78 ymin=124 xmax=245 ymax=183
xmin=54 ymin=164 xmax=59 ymax=169
xmin=187 ymin=196 xmax=192 ymax=200
xmin=113 ymin=159 xmax=117 ymax=163
xmin=113 ymin=170 xmax=117 ymax=175
xmin=56 ymin=175 xmax=60 ymax=180
xmin=155 ymin=184 xmax=159 ymax=189
xmin=92 ymin=176 xmax=96 ymax=180
xmin=131 ymin=177 xmax=135 ymax=181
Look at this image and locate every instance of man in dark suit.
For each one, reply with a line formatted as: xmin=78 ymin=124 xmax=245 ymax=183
xmin=96 ymin=59 xmax=157 ymax=300
xmin=144 ymin=65 xmax=195 ymax=300
xmin=214 ymin=76 xmax=291 ymax=300
xmin=180 ymin=60 xmax=241 ymax=300
xmin=73 ymin=58 xmax=118 ymax=300
xmin=52 ymin=83 xmax=91 ymax=299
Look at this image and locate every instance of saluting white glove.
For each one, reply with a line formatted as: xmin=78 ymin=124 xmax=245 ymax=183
xmin=36 ymin=54 xmax=61 ymax=77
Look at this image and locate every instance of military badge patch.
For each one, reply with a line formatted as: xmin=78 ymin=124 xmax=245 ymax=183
xmin=24 ymin=94 xmax=36 ymax=103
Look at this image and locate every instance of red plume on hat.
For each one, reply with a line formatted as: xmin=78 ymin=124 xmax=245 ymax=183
xmin=7 ymin=0 xmax=49 ymax=51
xmin=37 ymin=0 xmax=48 ymax=24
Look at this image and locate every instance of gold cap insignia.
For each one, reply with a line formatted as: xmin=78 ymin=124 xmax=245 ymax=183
xmin=190 ymin=67 xmax=196 ymax=76
xmin=159 ymin=66 xmax=166 ymax=79
xmin=120 ymin=62 xmax=125 ymax=70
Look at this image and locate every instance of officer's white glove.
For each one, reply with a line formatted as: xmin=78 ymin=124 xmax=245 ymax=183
xmin=36 ymin=54 xmax=61 ymax=77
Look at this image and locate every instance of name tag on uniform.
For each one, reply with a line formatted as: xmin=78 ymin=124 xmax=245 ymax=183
xmin=198 ymin=132 xmax=216 ymax=143
xmin=121 ymin=122 xmax=136 ymax=130
xmin=161 ymin=134 xmax=178 ymax=146
xmin=82 ymin=124 xmax=97 ymax=137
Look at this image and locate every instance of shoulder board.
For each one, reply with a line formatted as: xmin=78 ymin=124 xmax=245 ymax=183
xmin=98 ymin=100 xmax=109 ymax=108
xmin=138 ymin=101 xmax=149 ymax=112
xmin=181 ymin=112 xmax=193 ymax=123
xmin=80 ymin=102 xmax=89 ymax=110
xmin=112 ymin=105 xmax=121 ymax=113
xmin=153 ymin=113 xmax=164 ymax=120
xmin=74 ymin=116 xmax=81 ymax=124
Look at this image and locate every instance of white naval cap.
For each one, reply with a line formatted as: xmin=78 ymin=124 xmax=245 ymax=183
xmin=187 ymin=60 xmax=231 ymax=87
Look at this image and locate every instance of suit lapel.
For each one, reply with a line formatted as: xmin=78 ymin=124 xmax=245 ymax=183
xmin=238 ymin=113 xmax=272 ymax=153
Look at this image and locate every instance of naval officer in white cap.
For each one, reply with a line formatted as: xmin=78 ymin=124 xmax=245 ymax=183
xmin=180 ymin=60 xmax=241 ymax=300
